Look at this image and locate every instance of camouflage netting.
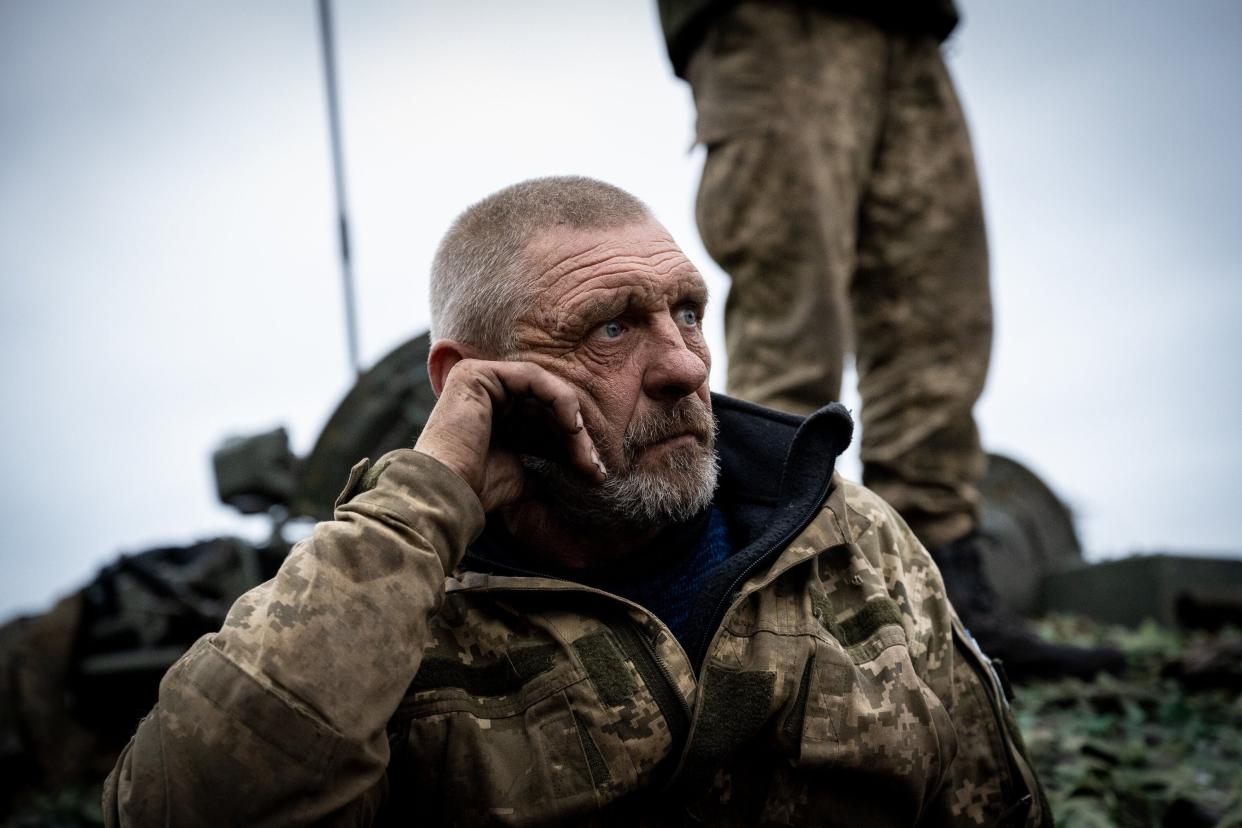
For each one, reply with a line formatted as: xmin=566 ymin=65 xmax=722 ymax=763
xmin=1013 ymin=615 xmax=1242 ymax=828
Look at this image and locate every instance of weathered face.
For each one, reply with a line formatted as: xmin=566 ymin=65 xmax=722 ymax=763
xmin=514 ymin=218 xmax=718 ymax=528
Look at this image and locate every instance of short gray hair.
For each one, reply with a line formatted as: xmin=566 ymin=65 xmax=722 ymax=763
xmin=430 ymin=176 xmax=652 ymax=354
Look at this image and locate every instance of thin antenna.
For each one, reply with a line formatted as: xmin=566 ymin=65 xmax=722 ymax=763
xmin=317 ymin=0 xmax=362 ymax=377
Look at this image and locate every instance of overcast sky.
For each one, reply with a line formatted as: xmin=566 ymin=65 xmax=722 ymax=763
xmin=1 ymin=0 xmax=1239 ymax=619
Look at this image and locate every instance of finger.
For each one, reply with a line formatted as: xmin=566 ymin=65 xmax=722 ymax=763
xmin=489 ymin=363 xmax=605 ymax=481
xmin=494 ymin=363 xmax=584 ymax=436
xmin=567 ymin=415 xmax=607 ymax=481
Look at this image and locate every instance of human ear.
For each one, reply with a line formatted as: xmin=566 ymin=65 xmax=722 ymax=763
xmin=427 ymin=339 xmax=484 ymax=396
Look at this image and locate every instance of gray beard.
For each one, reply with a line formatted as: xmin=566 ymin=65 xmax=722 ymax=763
xmin=522 ymin=402 xmax=720 ymax=532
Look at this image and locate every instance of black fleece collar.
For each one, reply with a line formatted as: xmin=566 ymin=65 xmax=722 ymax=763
xmin=709 ymin=392 xmax=854 ymax=555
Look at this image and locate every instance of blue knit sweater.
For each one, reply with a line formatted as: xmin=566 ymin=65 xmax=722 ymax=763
xmin=472 ymin=507 xmax=735 ymax=653
xmin=600 ymin=506 xmax=733 ymax=648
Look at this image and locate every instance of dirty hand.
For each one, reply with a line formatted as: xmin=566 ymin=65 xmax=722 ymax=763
xmin=414 ymin=359 xmax=606 ymax=512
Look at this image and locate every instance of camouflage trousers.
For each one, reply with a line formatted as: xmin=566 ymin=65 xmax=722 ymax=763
xmin=689 ymin=2 xmax=992 ymax=549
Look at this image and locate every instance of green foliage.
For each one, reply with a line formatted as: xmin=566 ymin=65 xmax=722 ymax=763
xmin=1014 ymin=615 xmax=1242 ymax=827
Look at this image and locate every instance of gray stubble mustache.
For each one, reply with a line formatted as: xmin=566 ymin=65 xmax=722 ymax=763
xmin=618 ymin=399 xmax=717 ymax=462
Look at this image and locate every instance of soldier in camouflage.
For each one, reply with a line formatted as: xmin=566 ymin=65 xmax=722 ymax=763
xmin=105 ymin=177 xmax=1047 ymax=825
xmin=659 ymin=0 xmax=979 ymax=549
xmin=658 ymin=0 xmax=1122 ymax=681
xmin=660 ymin=0 xmax=978 ymax=553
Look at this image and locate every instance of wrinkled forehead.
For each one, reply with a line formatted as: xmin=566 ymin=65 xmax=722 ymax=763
xmin=521 ymin=220 xmax=706 ymax=323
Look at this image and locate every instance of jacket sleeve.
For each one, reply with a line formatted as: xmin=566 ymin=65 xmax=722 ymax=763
xmin=102 ymin=449 xmax=485 ymax=827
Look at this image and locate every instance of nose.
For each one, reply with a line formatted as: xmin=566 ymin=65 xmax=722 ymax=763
xmin=641 ymin=318 xmax=709 ymax=402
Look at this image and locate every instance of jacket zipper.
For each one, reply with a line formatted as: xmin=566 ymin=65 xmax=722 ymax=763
xmin=692 ymin=486 xmax=834 ymax=672
xmin=952 ymin=620 xmax=1038 ymax=822
xmin=609 ymin=620 xmax=692 ymax=780
xmin=636 ymin=624 xmax=693 ymax=724
xmin=657 ymin=489 xmax=838 ymax=787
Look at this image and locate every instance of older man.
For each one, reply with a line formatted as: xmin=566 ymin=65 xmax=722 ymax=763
xmin=104 ymin=177 xmax=1046 ymax=826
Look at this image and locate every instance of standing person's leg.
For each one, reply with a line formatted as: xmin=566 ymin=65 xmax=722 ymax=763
xmin=688 ymin=4 xmax=888 ymax=415
xmin=853 ymin=41 xmax=1124 ymax=680
xmin=850 ymin=35 xmax=991 ymax=551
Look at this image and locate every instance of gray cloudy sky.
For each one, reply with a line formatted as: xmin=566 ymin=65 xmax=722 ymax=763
xmin=1 ymin=1 xmax=1239 ymax=619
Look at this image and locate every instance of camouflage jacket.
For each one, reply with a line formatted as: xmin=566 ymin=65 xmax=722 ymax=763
xmin=104 ymin=397 xmax=1048 ymax=826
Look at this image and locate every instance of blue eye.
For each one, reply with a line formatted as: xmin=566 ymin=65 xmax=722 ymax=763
xmin=677 ymin=307 xmax=699 ymax=326
xmin=600 ymin=320 xmax=623 ymax=339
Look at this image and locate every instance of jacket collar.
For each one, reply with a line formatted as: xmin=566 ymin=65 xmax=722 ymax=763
xmin=460 ymin=393 xmax=859 ymax=580
xmin=710 ymin=392 xmax=856 ymax=555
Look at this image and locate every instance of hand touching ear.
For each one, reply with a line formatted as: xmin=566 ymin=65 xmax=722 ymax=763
xmin=416 ymin=356 xmax=606 ymax=513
